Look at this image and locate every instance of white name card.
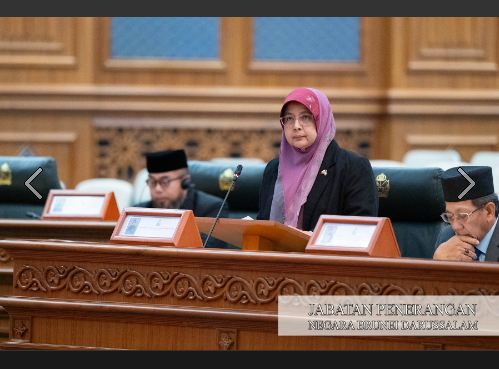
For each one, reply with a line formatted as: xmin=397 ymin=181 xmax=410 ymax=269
xmin=49 ymin=195 xmax=105 ymax=215
xmin=120 ymin=215 xmax=181 ymax=239
xmin=306 ymin=215 xmax=401 ymax=258
xmin=110 ymin=208 xmax=203 ymax=248
xmin=42 ymin=190 xmax=120 ymax=221
xmin=316 ymin=223 xmax=377 ymax=248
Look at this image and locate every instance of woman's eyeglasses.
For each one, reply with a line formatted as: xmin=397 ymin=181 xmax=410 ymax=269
xmin=280 ymin=114 xmax=315 ymax=127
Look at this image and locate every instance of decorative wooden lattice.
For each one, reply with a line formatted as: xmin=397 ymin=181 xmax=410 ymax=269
xmin=95 ymin=127 xmax=372 ymax=182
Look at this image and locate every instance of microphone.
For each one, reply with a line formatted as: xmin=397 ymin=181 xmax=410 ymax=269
xmin=203 ymin=164 xmax=242 ymax=248
xmin=26 ymin=211 xmax=41 ymax=219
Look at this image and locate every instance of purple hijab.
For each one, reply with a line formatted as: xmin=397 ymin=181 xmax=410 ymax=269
xmin=274 ymin=87 xmax=336 ymax=229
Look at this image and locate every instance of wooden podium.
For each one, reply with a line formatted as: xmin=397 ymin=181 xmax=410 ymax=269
xmin=0 ymin=219 xmax=117 ymax=346
xmin=2 ymin=238 xmax=499 ymax=350
xmin=195 ymin=217 xmax=311 ymax=252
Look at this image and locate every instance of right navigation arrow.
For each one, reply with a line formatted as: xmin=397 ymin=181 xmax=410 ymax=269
xmin=457 ymin=167 xmax=475 ymax=200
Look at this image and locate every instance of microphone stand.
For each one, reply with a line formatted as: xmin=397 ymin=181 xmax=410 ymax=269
xmin=203 ymin=165 xmax=242 ymax=248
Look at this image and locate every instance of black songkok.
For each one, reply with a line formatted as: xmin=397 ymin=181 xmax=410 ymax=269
xmin=440 ymin=166 xmax=494 ymax=202
xmin=145 ymin=149 xmax=188 ymax=173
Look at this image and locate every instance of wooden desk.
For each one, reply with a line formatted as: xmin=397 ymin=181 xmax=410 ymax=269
xmin=0 ymin=219 xmax=117 ymax=244
xmin=0 ymin=219 xmax=116 ymax=346
xmin=0 ymin=261 xmax=12 ymax=346
xmin=1 ymin=238 xmax=499 ymax=350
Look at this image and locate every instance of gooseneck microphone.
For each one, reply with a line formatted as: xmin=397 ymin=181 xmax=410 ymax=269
xmin=26 ymin=211 xmax=41 ymax=219
xmin=203 ymin=164 xmax=243 ymax=248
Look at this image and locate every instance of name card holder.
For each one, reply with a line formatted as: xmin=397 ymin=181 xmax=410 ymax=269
xmin=305 ymin=215 xmax=400 ymax=258
xmin=42 ymin=189 xmax=120 ymax=221
xmin=110 ymin=207 xmax=203 ymax=248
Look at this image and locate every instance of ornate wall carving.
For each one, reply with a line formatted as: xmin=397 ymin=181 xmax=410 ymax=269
xmin=94 ymin=125 xmax=373 ymax=182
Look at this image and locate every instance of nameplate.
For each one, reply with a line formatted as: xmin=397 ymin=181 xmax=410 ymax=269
xmin=305 ymin=215 xmax=400 ymax=258
xmin=42 ymin=190 xmax=120 ymax=221
xmin=110 ymin=207 xmax=203 ymax=248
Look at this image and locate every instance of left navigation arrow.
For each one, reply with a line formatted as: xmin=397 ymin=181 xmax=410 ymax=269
xmin=25 ymin=167 xmax=43 ymax=199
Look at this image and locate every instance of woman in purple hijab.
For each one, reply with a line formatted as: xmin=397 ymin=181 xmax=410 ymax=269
xmin=257 ymin=87 xmax=378 ymax=231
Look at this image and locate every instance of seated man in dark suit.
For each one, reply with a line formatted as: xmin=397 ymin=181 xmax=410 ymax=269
xmin=434 ymin=166 xmax=499 ymax=262
xmin=133 ymin=149 xmax=230 ymax=249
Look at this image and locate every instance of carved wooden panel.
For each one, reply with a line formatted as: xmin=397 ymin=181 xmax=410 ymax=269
xmin=94 ymin=122 xmax=373 ymax=182
xmin=0 ymin=248 xmax=10 ymax=264
xmin=0 ymin=268 xmax=13 ymax=344
xmin=3 ymin=239 xmax=499 ymax=350
xmin=0 ymin=17 xmax=77 ymax=67
xmin=409 ymin=17 xmax=498 ymax=72
xmin=10 ymin=315 xmax=31 ymax=342
xmin=217 ymin=328 xmax=237 ymax=350
xmin=15 ymin=264 xmax=498 ymax=306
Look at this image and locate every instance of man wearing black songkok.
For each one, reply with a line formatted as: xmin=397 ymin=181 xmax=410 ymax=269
xmin=434 ymin=166 xmax=499 ymax=262
xmin=134 ymin=149 xmax=233 ymax=249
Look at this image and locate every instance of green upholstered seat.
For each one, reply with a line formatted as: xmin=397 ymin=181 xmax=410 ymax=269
xmin=0 ymin=156 xmax=62 ymax=219
xmin=187 ymin=160 xmax=266 ymax=220
xmin=371 ymin=166 xmax=446 ymax=259
xmin=133 ymin=160 xmax=446 ymax=259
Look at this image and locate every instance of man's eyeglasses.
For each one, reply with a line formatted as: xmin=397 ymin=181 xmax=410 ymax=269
xmin=280 ymin=114 xmax=315 ymax=128
xmin=440 ymin=206 xmax=485 ymax=223
xmin=146 ymin=175 xmax=184 ymax=188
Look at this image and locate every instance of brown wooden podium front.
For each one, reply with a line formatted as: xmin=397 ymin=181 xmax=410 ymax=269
xmin=2 ymin=238 xmax=499 ymax=350
xmin=195 ymin=217 xmax=310 ymax=252
xmin=0 ymin=219 xmax=117 ymax=347
xmin=0 ymin=219 xmax=117 ymax=243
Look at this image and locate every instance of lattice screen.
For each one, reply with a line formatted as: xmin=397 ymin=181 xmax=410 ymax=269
xmin=94 ymin=127 xmax=372 ymax=182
